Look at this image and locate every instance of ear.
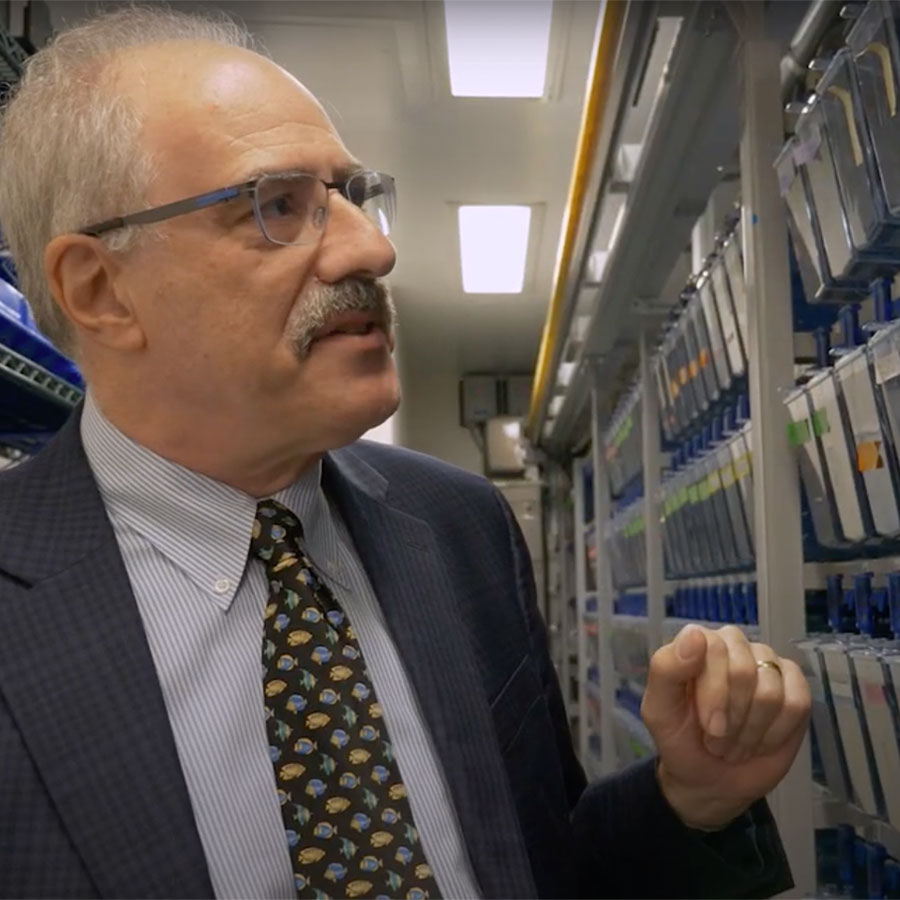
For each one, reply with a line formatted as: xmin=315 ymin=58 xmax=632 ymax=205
xmin=44 ymin=234 xmax=146 ymax=352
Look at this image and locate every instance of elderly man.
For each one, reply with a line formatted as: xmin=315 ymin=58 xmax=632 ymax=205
xmin=0 ymin=6 xmax=809 ymax=900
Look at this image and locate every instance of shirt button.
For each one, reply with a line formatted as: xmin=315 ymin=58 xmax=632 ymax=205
xmin=214 ymin=578 xmax=231 ymax=594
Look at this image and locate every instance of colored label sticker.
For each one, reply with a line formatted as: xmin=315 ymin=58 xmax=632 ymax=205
xmin=787 ymin=419 xmax=811 ymax=446
xmin=857 ymin=440 xmax=884 ymax=472
xmin=862 ymin=680 xmax=887 ymax=706
xmin=811 ymin=408 xmax=830 ymax=437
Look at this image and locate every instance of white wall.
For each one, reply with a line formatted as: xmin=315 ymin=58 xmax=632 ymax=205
xmin=362 ymin=413 xmax=397 ymax=445
xmin=393 ymin=354 xmax=483 ymax=474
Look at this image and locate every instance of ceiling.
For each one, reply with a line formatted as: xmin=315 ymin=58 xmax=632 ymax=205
xmin=44 ymin=0 xmax=601 ymax=379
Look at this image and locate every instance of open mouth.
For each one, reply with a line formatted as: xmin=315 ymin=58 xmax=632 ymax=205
xmin=313 ymin=312 xmax=381 ymax=341
xmin=305 ymin=310 xmax=396 ymax=355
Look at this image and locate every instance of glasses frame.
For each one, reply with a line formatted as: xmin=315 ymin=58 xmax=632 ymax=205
xmin=79 ymin=169 xmax=395 ymax=245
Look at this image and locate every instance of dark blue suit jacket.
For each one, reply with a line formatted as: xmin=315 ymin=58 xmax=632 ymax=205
xmin=0 ymin=412 xmax=791 ymax=898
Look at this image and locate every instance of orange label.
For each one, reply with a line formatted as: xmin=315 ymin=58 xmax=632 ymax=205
xmin=863 ymin=681 xmax=886 ymax=705
xmin=857 ymin=440 xmax=884 ymax=472
xmin=699 ymin=348 xmax=710 ymax=368
xmin=678 ymin=367 xmax=688 ymax=385
xmin=670 ymin=380 xmax=680 ymax=398
xmin=688 ymin=360 xmax=699 ymax=379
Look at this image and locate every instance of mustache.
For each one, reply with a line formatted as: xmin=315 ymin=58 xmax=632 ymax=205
xmin=286 ymin=278 xmax=396 ymax=358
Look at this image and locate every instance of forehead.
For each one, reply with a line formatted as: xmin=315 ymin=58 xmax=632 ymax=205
xmin=117 ymin=41 xmax=355 ymax=195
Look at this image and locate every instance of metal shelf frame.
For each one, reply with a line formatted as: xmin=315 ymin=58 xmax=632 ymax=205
xmin=0 ymin=344 xmax=82 ymax=407
xmin=565 ymin=3 xmax=824 ymax=894
xmin=739 ymin=10 xmax=814 ymax=889
xmin=814 ymin=784 xmax=900 ymax=861
xmin=573 ymin=455 xmax=593 ymax=764
xmin=544 ymin=2 xmax=744 ymax=450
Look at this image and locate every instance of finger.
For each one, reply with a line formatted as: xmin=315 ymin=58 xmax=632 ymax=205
xmin=756 ymin=658 xmax=812 ymax=755
xmin=694 ymin=630 xmax=731 ymax=745
xmin=719 ymin=626 xmax=759 ymax=734
xmin=642 ymin=625 xmax=708 ymax=734
xmin=724 ymin=644 xmax=786 ymax=763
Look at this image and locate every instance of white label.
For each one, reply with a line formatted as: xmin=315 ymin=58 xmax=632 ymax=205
xmin=874 ymin=343 xmax=900 ymax=385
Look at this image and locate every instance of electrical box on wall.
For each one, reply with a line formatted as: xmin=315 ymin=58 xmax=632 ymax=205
xmin=459 ymin=376 xmax=498 ymax=426
xmin=459 ymin=373 xmax=532 ymax=426
xmin=506 ymin=375 xmax=532 ymax=418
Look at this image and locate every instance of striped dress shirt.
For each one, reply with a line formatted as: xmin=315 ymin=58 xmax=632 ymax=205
xmin=80 ymin=392 xmax=481 ymax=900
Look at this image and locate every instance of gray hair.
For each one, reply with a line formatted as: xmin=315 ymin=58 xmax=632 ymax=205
xmin=0 ymin=4 xmax=258 ymax=356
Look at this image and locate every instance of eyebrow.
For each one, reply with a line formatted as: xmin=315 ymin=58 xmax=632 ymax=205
xmin=239 ymin=160 xmax=367 ymax=184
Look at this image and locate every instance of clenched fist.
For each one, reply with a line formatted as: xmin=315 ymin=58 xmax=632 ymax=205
xmin=641 ymin=624 xmax=811 ymax=830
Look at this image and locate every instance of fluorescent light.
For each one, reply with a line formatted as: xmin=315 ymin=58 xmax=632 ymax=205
xmin=458 ymin=205 xmax=531 ymax=293
xmin=444 ymin=1 xmax=553 ymax=98
xmin=549 ymin=395 xmax=564 ymax=417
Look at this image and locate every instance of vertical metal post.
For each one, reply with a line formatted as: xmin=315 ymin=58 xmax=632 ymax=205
xmin=641 ymin=331 xmax=665 ymax=653
xmin=591 ymin=370 xmax=616 ymax=775
xmin=547 ymin=466 xmax=571 ymax=681
xmin=739 ymin=6 xmax=815 ymax=893
xmin=558 ymin=470 xmax=574 ymax=714
xmin=573 ymin=457 xmax=590 ymax=764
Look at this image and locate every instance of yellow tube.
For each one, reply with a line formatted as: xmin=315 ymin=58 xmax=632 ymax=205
xmin=527 ymin=0 xmax=627 ymax=440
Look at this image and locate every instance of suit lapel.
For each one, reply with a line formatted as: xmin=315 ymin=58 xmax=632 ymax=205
xmin=324 ymin=448 xmax=536 ymax=899
xmin=0 ymin=413 xmax=214 ymax=899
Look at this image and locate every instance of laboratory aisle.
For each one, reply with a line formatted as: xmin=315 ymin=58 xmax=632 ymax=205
xmin=531 ymin=1 xmax=900 ymax=896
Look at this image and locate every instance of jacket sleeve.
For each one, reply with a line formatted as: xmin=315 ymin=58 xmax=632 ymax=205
xmin=493 ymin=488 xmax=794 ymax=899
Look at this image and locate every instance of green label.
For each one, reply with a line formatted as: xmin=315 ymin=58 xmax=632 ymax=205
xmin=787 ymin=419 xmax=811 ymax=446
xmin=812 ymin=408 xmax=830 ymax=437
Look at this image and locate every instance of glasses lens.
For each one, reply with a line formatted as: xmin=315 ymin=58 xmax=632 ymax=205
xmin=346 ymin=171 xmax=396 ymax=236
xmin=254 ymin=173 xmax=327 ymax=245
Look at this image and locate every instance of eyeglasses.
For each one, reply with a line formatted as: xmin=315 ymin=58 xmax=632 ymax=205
xmin=79 ymin=169 xmax=396 ymax=246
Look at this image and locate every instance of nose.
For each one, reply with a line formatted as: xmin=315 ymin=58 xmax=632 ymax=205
xmin=314 ymin=193 xmax=396 ymax=283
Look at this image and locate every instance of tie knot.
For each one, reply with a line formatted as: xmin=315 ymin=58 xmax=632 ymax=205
xmin=250 ymin=499 xmax=304 ymax=564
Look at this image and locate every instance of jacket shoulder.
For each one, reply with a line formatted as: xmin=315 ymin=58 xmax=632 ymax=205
xmin=338 ymin=440 xmax=500 ymax=511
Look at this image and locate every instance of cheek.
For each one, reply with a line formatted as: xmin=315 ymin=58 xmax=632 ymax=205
xmin=148 ymin=260 xmax=294 ymax=364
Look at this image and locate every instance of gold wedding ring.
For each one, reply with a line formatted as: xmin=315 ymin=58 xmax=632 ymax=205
xmin=756 ymin=659 xmax=783 ymax=676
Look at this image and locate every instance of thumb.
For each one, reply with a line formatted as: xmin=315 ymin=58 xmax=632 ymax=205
xmin=642 ymin=626 xmax=707 ymax=725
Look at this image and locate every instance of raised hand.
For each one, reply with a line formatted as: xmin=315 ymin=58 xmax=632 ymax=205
xmin=640 ymin=624 xmax=811 ymax=830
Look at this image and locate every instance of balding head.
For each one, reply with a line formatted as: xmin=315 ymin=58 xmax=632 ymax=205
xmin=112 ymin=39 xmax=339 ymax=212
xmin=0 ymin=5 xmax=399 ymax=495
xmin=0 ymin=5 xmax=259 ymax=355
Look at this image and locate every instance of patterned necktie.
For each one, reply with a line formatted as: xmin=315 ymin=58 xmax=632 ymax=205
xmin=251 ymin=499 xmax=442 ymax=900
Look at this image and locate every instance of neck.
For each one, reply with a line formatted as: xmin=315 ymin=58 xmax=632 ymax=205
xmin=87 ymin=388 xmax=321 ymax=498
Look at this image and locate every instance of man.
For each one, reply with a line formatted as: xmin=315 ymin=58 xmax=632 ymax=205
xmin=0 ymin=6 xmax=809 ymax=900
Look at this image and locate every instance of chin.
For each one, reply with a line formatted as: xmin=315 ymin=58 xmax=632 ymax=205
xmin=323 ymin=376 xmax=401 ymax=449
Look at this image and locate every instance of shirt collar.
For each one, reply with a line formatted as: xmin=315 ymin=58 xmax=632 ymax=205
xmin=79 ymin=392 xmax=330 ymax=609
